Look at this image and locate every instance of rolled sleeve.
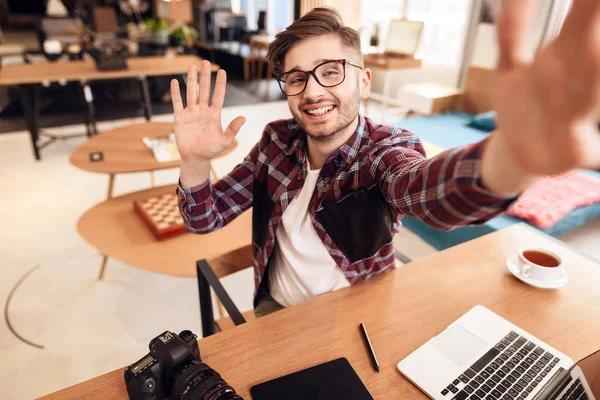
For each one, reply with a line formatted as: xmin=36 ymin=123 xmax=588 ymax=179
xmin=376 ymin=135 xmax=517 ymax=231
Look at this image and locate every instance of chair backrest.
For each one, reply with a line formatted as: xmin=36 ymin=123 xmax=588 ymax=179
xmin=92 ymin=6 xmax=118 ymax=33
xmin=257 ymin=11 xmax=266 ymax=31
xmin=207 ymin=244 xmax=253 ymax=279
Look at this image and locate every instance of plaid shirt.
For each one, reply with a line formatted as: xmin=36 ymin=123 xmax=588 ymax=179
xmin=178 ymin=116 xmax=514 ymax=295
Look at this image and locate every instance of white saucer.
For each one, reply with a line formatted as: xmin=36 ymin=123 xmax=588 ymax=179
xmin=506 ymin=256 xmax=568 ymax=289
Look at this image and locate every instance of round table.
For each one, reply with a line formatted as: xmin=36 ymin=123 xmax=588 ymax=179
xmin=77 ymin=184 xmax=252 ymax=278
xmin=71 ymin=122 xmax=239 ymax=279
xmin=69 ymin=122 xmax=238 ymax=199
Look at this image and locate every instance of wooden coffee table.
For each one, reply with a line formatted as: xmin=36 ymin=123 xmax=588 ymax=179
xmin=77 ymin=184 xmax=252 ymax=278
xmin=70 ymin=122 xmax=238 ymax=199
xmin=71 ymin=123 xmax=239 ymax=279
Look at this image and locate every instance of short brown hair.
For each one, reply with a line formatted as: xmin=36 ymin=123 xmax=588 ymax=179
xmin=266 ymin=7 xmax=362 ymax=77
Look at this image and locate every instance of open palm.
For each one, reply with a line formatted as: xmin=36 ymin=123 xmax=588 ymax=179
xmin=493 ymin=0 xmax=600 ymax=175
xmin=171 ymin=60 xmax=246 ymax=162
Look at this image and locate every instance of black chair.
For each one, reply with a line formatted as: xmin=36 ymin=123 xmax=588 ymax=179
xmin=196 ymin=245 xmax=256 ymax=338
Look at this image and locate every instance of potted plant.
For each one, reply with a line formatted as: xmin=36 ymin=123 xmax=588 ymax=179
xmin=170 ymin=25 xmax=199 ymax=48
xmin=142 ymin=17 xmax=169 ymax=45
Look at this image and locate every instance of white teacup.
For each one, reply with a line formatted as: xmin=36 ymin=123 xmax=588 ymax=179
xmin=517 ymin=248 xmax=565 ymax=282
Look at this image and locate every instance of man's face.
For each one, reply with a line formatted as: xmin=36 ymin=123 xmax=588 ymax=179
xmin=282 ymin=35 xmax=371 ymax=143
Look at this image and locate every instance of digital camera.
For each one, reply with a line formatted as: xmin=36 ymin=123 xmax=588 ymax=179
xmin=124 ymin=330 xmax=241 ymax=400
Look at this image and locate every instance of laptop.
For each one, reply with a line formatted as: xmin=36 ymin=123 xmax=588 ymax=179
xmin=398 ymin=305 xmax=599 ymax=400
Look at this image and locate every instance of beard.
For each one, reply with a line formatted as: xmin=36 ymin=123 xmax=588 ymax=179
xmin=291 ymin=86 xmax=361 ymax=144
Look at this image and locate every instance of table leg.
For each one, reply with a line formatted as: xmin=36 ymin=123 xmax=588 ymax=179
xmin=98 ymin=255 xmax=108 ymax=280
xmin=18 ymin=85 xmax=41 ymax=161
xmin=180 ymin=74 xmax=187 ymax=106
xmin=98 ymin=172 xmax=113 ymax=280
xmin=139 ymin=77 xmax=152 ymax=121
xmin=243 ymin=58 xmax=250 ymax=81
xmin=107 ymin=173 xmax=115 ymax=200
xmin=82 ymin=83 xmax=97 ymax=137
xmin=150 ymin=171 xmax=155 ymax=187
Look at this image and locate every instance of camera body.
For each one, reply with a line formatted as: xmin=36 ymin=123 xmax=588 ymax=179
xmin=124 ymin=330 xmax=200 ymax=400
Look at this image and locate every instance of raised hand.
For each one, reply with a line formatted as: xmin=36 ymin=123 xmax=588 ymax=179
xmin=493 ymin=0 xmax=600 ymax=175
xmin=171 ymin=60 xmax=246 ymax=163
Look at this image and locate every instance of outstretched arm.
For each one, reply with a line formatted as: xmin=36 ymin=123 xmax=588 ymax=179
xmin=481 ymin=0 xmax=600 ymax=196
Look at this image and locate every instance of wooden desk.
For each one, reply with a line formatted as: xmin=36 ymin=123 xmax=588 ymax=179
xmin=40 ymin=224 xmax=600 ymax=399
xmin=76 ymin=184 xmax=252 ymax=278
xmin=0 ymin=55 xmax=218 ymax=160
xmin=0 ymin=55 xmax=217 ymax=86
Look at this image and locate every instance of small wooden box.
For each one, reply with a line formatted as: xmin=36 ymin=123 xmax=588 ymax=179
xmin=134 ymin=193 xmax=187 ymax=240
xmin=399 ymin=82 xmax=463 ymax=115
xmin=363 ymin=53 xmax=422 ymax=70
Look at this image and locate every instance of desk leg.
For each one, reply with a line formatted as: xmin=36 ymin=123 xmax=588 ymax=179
xmin=107 ymin=173 xmax=115 ymax=200
xmin=82 ymin=83 xmax=97 ymax=137
xmin=96 ymin=173 xmax=116 ymax=280
xmin=243 ymin=58 xmax=250 ymax=81
xmin=180 ymin=74 xmax=187 ymax=106
xmin=19 ymin=85 xmax=41 ymax=161
xmin=139 ymin=77 xmax=152 ymax=121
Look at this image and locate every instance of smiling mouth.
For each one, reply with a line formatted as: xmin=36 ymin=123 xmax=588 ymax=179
xmin=304 ymin=105 xmax=335 ymax=116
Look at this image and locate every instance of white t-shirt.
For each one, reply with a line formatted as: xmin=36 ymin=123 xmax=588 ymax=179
xmin=268 ymin=161 xmax=350 ymax=308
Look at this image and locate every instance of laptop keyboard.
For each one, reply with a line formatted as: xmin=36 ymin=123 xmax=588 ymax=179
xmin=560 ymin=379 xmax=588 ymax=400
xmin=441 ymin=331 xmax=562 ymax=400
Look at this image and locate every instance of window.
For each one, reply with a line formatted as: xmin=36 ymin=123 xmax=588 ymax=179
xmin=405 ymin=0 xmax=471 ymax=66
xmin=359 ymin=0 xmax=406 ymax=52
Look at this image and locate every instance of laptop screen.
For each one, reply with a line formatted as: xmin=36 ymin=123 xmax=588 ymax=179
xmin=542 ymin=349 xmax=600 ymax=399
xmin=574 ymin=349 xmax=600 ymax=398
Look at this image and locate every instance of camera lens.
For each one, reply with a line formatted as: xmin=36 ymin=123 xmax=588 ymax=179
xmin=171 ymin=361 xmax=242 ymax=400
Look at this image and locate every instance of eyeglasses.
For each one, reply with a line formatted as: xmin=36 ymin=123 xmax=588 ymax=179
xmin=276 ymin=59 xmax=364 ymax=97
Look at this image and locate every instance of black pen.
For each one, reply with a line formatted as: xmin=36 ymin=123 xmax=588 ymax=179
xmin=359 ymin=323 xmax=380 ymax=373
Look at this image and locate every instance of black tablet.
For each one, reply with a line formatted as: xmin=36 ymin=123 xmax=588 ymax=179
xmin=250 ymin=358 xmax=374 ymax=400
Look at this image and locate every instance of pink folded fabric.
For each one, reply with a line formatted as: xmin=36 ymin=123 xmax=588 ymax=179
xmin=507 ymin=171 xmax=600 ymax=228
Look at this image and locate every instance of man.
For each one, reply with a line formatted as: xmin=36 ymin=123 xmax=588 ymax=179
xmin=172 ymin=1 xmax=600 ymax=317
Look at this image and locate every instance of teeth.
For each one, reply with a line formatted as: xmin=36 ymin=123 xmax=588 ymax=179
xmin=307 ymin=106 xmax=333 ymax=116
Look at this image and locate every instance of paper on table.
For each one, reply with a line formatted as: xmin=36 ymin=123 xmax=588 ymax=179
xmin=142 ymin=133 xmax=180 ymax=163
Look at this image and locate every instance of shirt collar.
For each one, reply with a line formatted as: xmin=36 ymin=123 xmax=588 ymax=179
xmin=281 ymin=115 xmax=368 ymax=166
xmin=336 ymin=115 xmax=368 ymax=165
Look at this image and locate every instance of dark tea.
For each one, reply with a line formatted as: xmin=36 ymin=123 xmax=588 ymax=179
xmin=522 ymin=250 xmax=561 ymax=268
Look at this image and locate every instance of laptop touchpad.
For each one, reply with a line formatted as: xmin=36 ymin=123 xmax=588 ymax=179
xmin=432 ymin=324 xmax=488 ymax=366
